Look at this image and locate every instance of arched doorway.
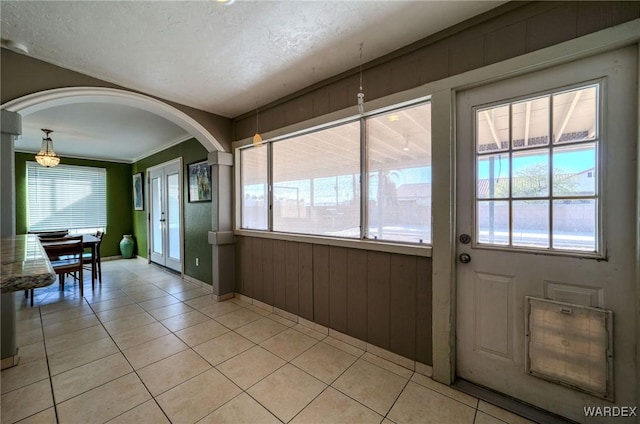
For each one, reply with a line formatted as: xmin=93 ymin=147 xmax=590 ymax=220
xmin=1 ymin=86 xmax=225 ymax=153
xmin=2 ymin=86 xmax=234 ymax=298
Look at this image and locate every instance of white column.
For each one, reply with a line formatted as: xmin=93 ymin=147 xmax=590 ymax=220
xmin=207 ymin=151 xmax=235 ymax=299
xmin=1 ymin=110 xmax=20 ymax=237
xmin=1 ymin=110 xmax=21 ymax=364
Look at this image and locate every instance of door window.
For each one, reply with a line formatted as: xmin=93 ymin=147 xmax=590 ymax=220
xmin=475 ymin=84 xmax=600 ymax=254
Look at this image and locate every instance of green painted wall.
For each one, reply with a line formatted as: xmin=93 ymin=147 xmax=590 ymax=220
xmin=132 ymin=138 xmax=212 ymax=285
xmin=14 ymin=152 xmax=133 ymax=257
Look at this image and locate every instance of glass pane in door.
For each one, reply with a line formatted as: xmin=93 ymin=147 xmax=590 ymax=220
xmin=474 ymin=84 xmax=600 ymax=254
xmin=477 ymin=200 xmax=509 ymax=245
xmin=152 ymin=176 xmax=163 ymax=254
xmin=167 ymin=173 xmax=180 ymax=260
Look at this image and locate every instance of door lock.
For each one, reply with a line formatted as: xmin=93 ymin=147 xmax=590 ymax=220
xmin=459 ymin=253 xmax=471 ymax=264
xmin=459 ymin=233 xmax=471 ymax=244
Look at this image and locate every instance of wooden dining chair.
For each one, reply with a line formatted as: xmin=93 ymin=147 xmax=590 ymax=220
xmin=29 ymin=236 xmax=85 ymax=305
xmin=24 ymin=231 xmax=70 ymax=304
xmin=83 ymin=231 xmax=104 ymax=284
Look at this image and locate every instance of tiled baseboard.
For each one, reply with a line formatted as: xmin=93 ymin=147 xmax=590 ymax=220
xmin=182 ymin=275 xmax=213 ymax=293
xmin=233 ymin=292 xmax=433 ymax=377
xmin=1 ymin=352 xmax=19 ymax=370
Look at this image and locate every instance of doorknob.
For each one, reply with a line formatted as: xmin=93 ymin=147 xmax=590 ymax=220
xmin=459 ymin=253 xmax=471 ymax=264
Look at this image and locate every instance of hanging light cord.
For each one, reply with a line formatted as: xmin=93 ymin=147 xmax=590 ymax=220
xmin=357 ymin=43 xmax=365 ymax=114
xmin=359 ymin=43 xmax=364 ymax=92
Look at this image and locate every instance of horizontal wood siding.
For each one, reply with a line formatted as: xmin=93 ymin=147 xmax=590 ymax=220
xmin=235 ymin=236 xmax=433 ymax=364
xmin=262 ymin=238 xmax=274 ymax=305
xmin=329 ymin=246 xmax=348 ymax=334
xmin=272 ymin=240 xmax=286 ymax=310
xmin=298 ymin=243 xmax=314 ymax=321
xmin=285 ymin=241 xmax=299 ymax=316
xmin=389 ymin=254 xmax=417 ymax=360
xmin=367 ymin=251 xmax=391 ymax=350
xmin=346 ymin=249 xmax=368 ymax=341
xmin=416 ymin=256 xmax=433 ymax=364
xmin=312 ymin=245 xmax=330 ymax=327
xmin=233 ymin=1 xmax=639 ymax=138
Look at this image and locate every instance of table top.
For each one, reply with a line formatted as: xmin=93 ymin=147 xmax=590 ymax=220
xmin=39 ymin=234 xmax=99 ymax=247
xmin=1 ymin=234 xmax=56 ymax=293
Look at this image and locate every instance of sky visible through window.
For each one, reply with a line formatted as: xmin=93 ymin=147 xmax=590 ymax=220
xmin=478 ymin=149 xmax=595 ymax=179
xmin=475 ymin=84 xmax=599 ymax=252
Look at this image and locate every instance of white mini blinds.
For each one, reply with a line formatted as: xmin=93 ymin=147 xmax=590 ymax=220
xmin=26 ymin=162 xmax=107 ymax=232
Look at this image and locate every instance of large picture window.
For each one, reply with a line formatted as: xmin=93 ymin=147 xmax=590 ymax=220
xmin=239 ymin=101 xmax=432 ymax=246
xmin=366 ymin=104 xmax=431 ymax=243
xmin=27 ymin=162 xmax=107 ymax=232
xmin=273 ymin=122 xmax=360 ymax=237
xmin=240 ymin=146 xmax=269 ymax=230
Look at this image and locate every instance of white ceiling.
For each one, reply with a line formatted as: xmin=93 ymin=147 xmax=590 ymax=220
xmin=17 ymin=103 xmax=191 ymax=163
xmin=1 ymin=0 xmax=505 ymax=162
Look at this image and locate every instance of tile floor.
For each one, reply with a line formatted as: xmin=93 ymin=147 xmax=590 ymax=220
xmin=1 ymin=258 xmax=535 ymax=424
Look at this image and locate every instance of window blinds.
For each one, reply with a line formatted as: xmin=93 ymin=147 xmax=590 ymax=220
xmin=26 ymin=161 xmax=107 ymax=232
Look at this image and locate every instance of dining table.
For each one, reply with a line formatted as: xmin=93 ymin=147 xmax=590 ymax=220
xmin=39 ymin=234 xmax=100 ymax=286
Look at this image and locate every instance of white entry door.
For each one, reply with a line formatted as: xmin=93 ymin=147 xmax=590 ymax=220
xmin=456 ymin=47 xmax=637 ymax=423
xmin=148 ymin=159 xmax=182 ymax=273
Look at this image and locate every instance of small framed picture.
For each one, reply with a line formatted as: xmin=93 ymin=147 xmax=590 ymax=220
xmin=133 ymin=172 xmax=144 ymax=210
xmin=188 ymin=160 xmax=212 ymax=203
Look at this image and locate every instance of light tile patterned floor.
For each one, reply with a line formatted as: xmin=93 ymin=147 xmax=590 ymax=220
xmin=1 ymin=258 xmax=535 ymax=424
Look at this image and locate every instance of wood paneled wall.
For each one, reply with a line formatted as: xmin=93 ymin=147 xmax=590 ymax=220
xmin=233 ymin=1 xmax=640 ymax=139
xmin=235 ymin=236 xmax=433 ymax=365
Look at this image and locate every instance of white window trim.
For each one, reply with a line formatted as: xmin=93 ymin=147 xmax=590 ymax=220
xmin=234 ymin=99 xmax=432 ymax=255
xmin=471 ymin=82 xmax=603 ymax=258
xmin=234 ymin=228 xmax=432 ymax=257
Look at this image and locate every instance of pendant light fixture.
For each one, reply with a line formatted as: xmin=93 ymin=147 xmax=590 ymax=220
xmin=35 ymin=129 xmax=60 ymax=168
xmin=253 ymin=107 xmax=263 ymax=146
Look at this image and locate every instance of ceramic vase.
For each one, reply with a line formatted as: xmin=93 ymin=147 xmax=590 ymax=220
xmin=119 ymin=234 xmax=134 ymax=259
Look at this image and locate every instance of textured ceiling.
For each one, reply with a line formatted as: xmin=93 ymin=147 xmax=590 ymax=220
xmin=17 ymin=103 xmax=190 ymax=163
xmin=1 ymin=0 xmax=505 ymax=162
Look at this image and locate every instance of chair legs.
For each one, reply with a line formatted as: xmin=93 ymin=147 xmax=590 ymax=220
xmin=25 ymin=268 xmax=88 ymax=307
xmin=97 ymin=258 xmax=102 ymax=284
xmin=79 ymin=268 xmax=83 ymax=297
xmin=59 ymin=271 xmax=83 ymax=297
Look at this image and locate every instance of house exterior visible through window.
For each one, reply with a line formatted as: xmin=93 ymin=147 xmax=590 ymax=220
xmin=26 ymin=162 xmax=107 ymax=233
xmin=474 ymin=84 xmax=599 ymax=253
xmin=239 ymin=100 xmax=432 ymax=246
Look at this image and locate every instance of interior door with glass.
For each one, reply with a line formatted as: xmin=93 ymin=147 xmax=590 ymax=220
xmin=455 ymin=47 xmax=637 ymax=423
xmin=148 ymin=159 xmax=182 ymax=273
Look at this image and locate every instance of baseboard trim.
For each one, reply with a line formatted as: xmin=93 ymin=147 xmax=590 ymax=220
xmin=233 ymin=292 xmax=433 ymax=377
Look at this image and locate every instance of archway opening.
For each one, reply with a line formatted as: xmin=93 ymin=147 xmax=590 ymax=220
xmin=1 ymin=86 xmax=225 ymax=154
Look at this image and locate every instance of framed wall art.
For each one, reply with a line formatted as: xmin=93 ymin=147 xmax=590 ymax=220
xmin=188 ymin=160 xmax=212 ymax=203
xmin=133 ymin=172 xmax=144 ymax=210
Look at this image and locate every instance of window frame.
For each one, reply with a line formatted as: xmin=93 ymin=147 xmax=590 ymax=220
xmin=26 ymin=161 xmax=108 ymax=233
xmin=235 ymin=97 xmax=432 ymax=256
xmin=471 ymin=81 xmax=604 ymax=258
